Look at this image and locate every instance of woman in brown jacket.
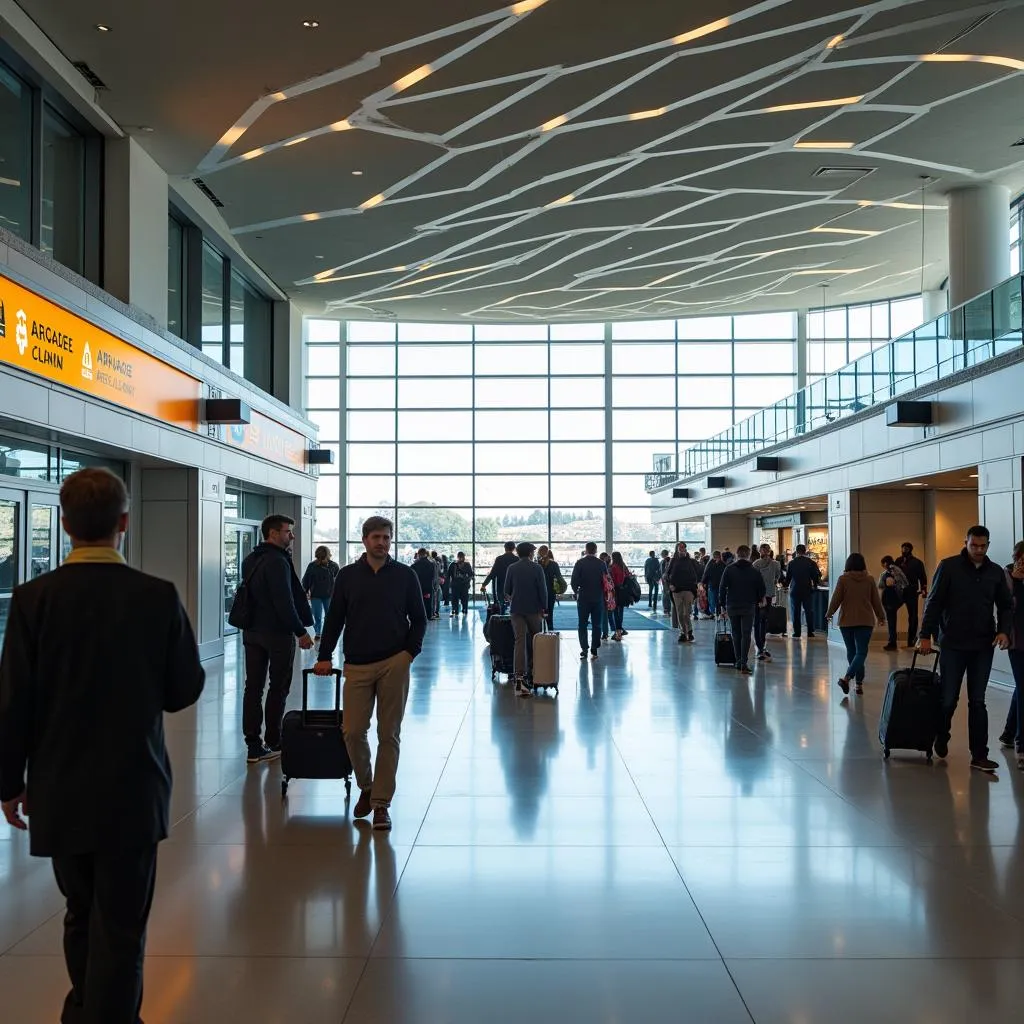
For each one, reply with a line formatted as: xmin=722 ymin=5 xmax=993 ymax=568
xmin=825 ymin=553 xmax=886 ymax=696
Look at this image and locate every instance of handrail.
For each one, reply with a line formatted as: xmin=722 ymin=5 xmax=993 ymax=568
xmin=647 ymin=273 xmax=1024 ymax=490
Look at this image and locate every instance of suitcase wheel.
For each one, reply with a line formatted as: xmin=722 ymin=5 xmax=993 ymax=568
xmin=281 ymin=778 xmax=289 ymax=798
xmin=883 ymin=749 xmax=890 ymax=760
xmin=925 ymin=748 xmax=933 ymax=763
xmin=345 ymin=777 xmax=352 ymax=796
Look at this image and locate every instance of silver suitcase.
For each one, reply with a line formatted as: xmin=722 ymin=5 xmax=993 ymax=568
xmin=532 ymin=631 xmax=560 ymax=692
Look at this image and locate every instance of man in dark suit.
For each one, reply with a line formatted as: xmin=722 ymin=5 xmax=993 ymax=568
xmin=0 ymin=467 xmax=205 ymax=1024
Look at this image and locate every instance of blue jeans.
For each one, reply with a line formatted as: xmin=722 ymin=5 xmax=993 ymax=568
xmin=310 ymin=597 xmax=328 ymax=636
xmin=790 ymin=591 xmax=815 ymax=635
xmin=839 ymin=625 xmax=873 ymax=683
xmin=754 ymin=597 xmax=772 ymax=653
xmin=612 ymin=605 xmax=625 ymax=632
xmin=707 ymin=586 xmax=718 ymax=617
xmin=648 ymin=581 xmax=659 ymax=608
xmin=939 ymin=646 xmax=995 ymax=759
xmin=729 ymin=611 xmax=754 ymax=667
xmin=578 ymin=599 xmax=603 ymax=654
xmin=1001 ymin=649 xmax=1024 ymax=749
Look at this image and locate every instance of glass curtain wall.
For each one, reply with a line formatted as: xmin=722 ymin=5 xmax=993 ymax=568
xmin=40 ymin=107 xmax=85 ymax=275
xmin=0 ymin=61 xmax=32 ymax=242
xmin=304 ymin=314 xmax=798 ymax=574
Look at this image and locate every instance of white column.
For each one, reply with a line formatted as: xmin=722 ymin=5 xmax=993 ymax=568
xmin=921 ymin=289 xmax=947 ymax=322
xmin=947 ymin=184 xmax=1010 ymax=309
xmin=103 ymin=137 xmax=170 ymax=325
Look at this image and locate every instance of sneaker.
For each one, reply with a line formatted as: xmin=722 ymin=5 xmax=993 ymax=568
xmin=999 ymin=733 xmax=1015 ymax=749
xmin=246 ymin=743 xmax=278 ymax=764
xmin=601 ymin=633 xmax=609 ymax=640
xmin=1017 ymin=753 xmax=1024 ymax=771
xmin=590 ymin=650 xmax=599 ymax=661
xmin=934 ymin=737 xmax=949 ymax=759
xmin=837 ymin=676 xmax=850 ymax=695
xmin=678 ymin=634 xmax=686 ymax=643
xmin=313 ymin=635 xmax=321 ymax=643
xmin=739 ymin=664 xmax=753 ymax=675
xmin=353 ymin=789 xmax=373 ymax=818
xmin=687 ymin=632 xmax=694 ymax=642
xmin=807 ymin=632 xmax=817 ymax=638
xmin=621 ymin=629 xmax=629 ymax=636
xmin=971 ymin=757 xmax=999 ymax=775
xmin=757 ymin=651 xmax=767 ymax=661
xmin=372 ymin=806 xmax=392 ymax=831
xmin=855 ymin=684 xmax=864 ymax=696
xmin=883 ymin=644 xmax=898 ymax=651
xmin=580 ymin=650 xmax=588 ymax=660
xmin=790 ymin=633 xmax=802 ymax=639
xmin=762 ymin=649 xmax=772 ymax=660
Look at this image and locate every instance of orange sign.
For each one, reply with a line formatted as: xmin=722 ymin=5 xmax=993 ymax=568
xmin=0 ymin=275 xmax=201 ymax=430
xmin=222 ymin=410 xmax=307 ymax=470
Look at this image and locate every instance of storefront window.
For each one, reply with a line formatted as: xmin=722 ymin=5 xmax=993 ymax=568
xmin=40 ymin=106 xmax=85 ymax=275
xmin=0 ymin=438 xmax=50 ymax=480
xmin=0 ymin=62 xmax=32 ymax=242
xmin=229 ymin=271 xmax=245 ymax=377
xmin=201 ymin=242 xmax=225 ymax=365
xmin=168 ymin=216 xmax=185 ymax=339
xmin=58 ymin=450 xmax=125 ymax=481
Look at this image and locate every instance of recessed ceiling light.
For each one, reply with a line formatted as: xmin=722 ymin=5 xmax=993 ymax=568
xmin=302 ymin=20 xmax=320 ymax=28
xmin=95 ymin=23 xmax=111 ymax=32
xmin=794 ymin=141 xmax=856 ymax=150
xmin=314 ymin=255 xmax=324 ymax=260
xmin=906 ymin=482 xmax=927 ymax=487
xmin=765 ymin=95 xmax=862 ymax=114
xmin=969 ymin=473 xmax=979 ymax=478
xmin=351 ymin=169 xmax=363 ymax=176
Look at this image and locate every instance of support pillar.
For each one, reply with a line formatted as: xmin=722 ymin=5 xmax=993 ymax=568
xmin=947 ymin=184 xmax=1010 ymax=309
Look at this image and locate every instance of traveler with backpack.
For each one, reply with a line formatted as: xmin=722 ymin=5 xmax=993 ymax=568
xmin=826 ymin=553 xmax=885 ymax=696
xmin=538 ymin=545 xmax=564 ymax=630
xmin=785 ymin=544 xmax=822 ymax=638
xmin=700 ymin=550 xmax=726 ymax=619
xmin=878 ymin=555 xmax=909 ymax=650
xmin=644 ymin=550 xmax=662 ymax=610
xmin=302 ymin=545 xmax=340 ymax=642
xmin=667 ymin=542 xmax=700 ymax=643
xmin=609 ymin=551 xmax=638 ymax=641
xmin=718 ymin=545 xmax=766 ymax=674
xmin=448 ymin=552 xmax=474 ymax=616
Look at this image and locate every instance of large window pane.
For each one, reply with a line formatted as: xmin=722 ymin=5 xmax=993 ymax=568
xmin=475 ymin=344 xmax=548 ymax=374
xmin=550 ymin=474 xmax=604 ymax=506
xmin=613 ymin=474 xmax=654 ymax=506
xmin=308 ymin=411 xmax=339 ymax=441
xmin=398 ymin=322 xmax=472 ymax=342
xmin=306 ymin=379 xmax=339 ymax=408
xmin=348 ymin=476 xmax=396 ymax=505
xmin=551 ymin=410 xmax=604 ymax=441
xmin=396 ymin=507 xmax=473 ymax=543
xmin=678 ymin=408 xmax=733 ymax=439
xmin=550 ymin=343 xmax=604 ymax=374
xmin=313 ymin=508 xmax=340 ymax=544
xmin=475 ymin=475 xmax=549 ymax=506
xmin=734 ymin=376 xmax=795 ymax=406
xmin=474 ymin=511 xmax=549 ymax=542
xmin=550 ymin=511 xmax=605 ymax=543
xmin=612 ymin=320 xmax=675 ymax=340
xmin=550 ymin=377 xmax=605 ymax=408
xmin=612 ymin=343 xmax=675 ymax=374
xmin=474 ymin=443 xmax=548 ymax=474
xmin=398 ymin=345 xmax=472 ymax=375
xmin=474 ymin=324 xmax=547 ymax=341
xmin=733 ymin=311 xmax=796 ymax=339
xmin=201 ymin=243 xmax=224 ymax=366
xmin=399 ymin=410 xmax=473 ymax=440
xmin=347 ymin=411 xmax=396 ymax=442
xmin=611 ymin=376 xmax=675 ymax=407
xmin=475 ymin=378 xmax=548 ymax=408
xmin=317 ymin=476 xmax=340 ymax=506
xmin=734 ymin=342 xmax=795 ymax=374
xmin=613 ymin=441 xmax=671 ymax=472
xmin=398 ymin=378 xmax=472 ymax=408
xmin=307 ymin=345 xmax=340 ymax=376
xmin=0 ymin=63 xmax=31 ymax=242
xmin=347 ymin=345 xmax=395 ymax=376
xmin=678 ymin=316 xmax=731 ymax=340
xmin=399 ymin=475 xmax=473 ymax=506
xmin=348 ymin=379 xmax=396 ymax=408
xmin=348 ymin=444 xmax=396 ymax=474
xmin=678 ymin=342 xmax=732 ymax=373
xmin=398 ymin=443 xmax=473 ymax=474
xmin=550 ymin=323 xmax=603 ymax=340
xmin=167 ymin=217 xmax=185 ymax=339
xmin=476 ymin=410 xmax=548 ymax=440
xmin=551 ymin=442 xmax=604 ymax=473
xmin=346 ymin=321 xmax=391 ymax=342
xmin=41 ymin=106 xmax=85 ymax=274
xmin=611 ymin=409 xmax=675 ymax=440
xmin=681 ymin=376 xmax=732 ymax=407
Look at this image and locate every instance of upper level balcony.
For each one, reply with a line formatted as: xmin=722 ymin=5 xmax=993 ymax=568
xmin=647 ymin=274 xmax=1024 ymax=491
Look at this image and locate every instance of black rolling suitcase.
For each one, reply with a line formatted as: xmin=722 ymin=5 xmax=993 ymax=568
xmin=766 ymin=603 xmax=787 ymax=635
xmin=280 ymin=669 xmax=352 ymax=797
xmin=879 ymin=650 xmax=941 ymax=762
xmin=489 ymin=614 xmax=516 ymax=680
xmin=482 ymin=601 xmax=501 ymax=641
xmin=714 ymin=623 xmax=736 ymax=666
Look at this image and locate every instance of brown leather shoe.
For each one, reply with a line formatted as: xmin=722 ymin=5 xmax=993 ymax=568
xmin=353 ymin=789 xmax=373 ymax=818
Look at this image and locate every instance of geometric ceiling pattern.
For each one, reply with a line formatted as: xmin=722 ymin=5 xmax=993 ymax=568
xmin=25 ymin=0 xmax=1024 ymax=319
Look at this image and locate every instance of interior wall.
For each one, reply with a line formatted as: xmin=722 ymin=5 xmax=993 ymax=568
xmin=852 ymin=490 xmax=926 ymax=578
xmin=924 ymin=490 xmax=981 ymax=571
xmin=706 ymin=513 xmax=751 ymax=554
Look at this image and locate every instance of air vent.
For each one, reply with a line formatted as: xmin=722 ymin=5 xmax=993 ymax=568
xmin=72 ymin=61 xmax=107 ymax=90
xmin=812 ymin=166 xmax=875 ymax=182
xmin=191 ymin=177 xmax=225 ymax=208
xmin=1013 ymin=138 xmax=1024 ymax=148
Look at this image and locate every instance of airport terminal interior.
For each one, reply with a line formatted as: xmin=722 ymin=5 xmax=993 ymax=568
xmin=4 ymin=0 xmax=1024 ymax=1020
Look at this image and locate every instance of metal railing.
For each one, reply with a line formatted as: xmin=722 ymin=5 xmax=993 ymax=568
xmin=646 ymin=273 xmax=1024 ymax=490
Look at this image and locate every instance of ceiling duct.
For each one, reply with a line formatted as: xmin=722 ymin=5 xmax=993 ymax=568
xmin=72 ymin=62 xmax=107 ymax=90
xmin=812 ymin=166 xmax=875 ymax=183
xmin=191 ymin=178 xmax=225 ymax=208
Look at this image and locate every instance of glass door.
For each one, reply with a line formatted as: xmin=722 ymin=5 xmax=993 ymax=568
xmin=224 ymin=522 xmax=258 ymax=633
xmin=29 ymin=500 xmax=60 ymax=578
xmin=0 ymin=491 xmax=21 ymax=648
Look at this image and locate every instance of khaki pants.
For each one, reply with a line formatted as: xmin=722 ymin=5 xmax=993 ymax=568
xmin=672 ymin=590 xmax=694 ymax=635
xmin=342 ymin=651 xmax=412 ymax=807
xmin=511 ymin=612 xmax=544 ymax=678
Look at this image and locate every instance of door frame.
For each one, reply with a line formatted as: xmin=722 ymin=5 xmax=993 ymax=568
xmin=224 ymin=519 xmax=261 ymax=635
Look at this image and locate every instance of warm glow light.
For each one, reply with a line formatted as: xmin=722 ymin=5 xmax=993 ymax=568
xmin=811 ymin=226 xmax=880 ymax=237
xmin=547 ymin=193 xmax=574 ymax=206
xmin=509 ymin=0 xmax=548 ymax=13
xmin=409 ymin=264 xmax=494 ymax=285
xmin=416 ymin=263 xmax=434 ymax=272
xmin=792 ymin=268 xmax=866 ymax=275
xmin=285 ymin=136 xmax=308 ymax=147
xmin=360 ymin=193 xmax=386 ymax=210
xmin=827 ymin=34 xmax=844 ymax=48
xmin=217 ymin=126 xmax=246 ymax=148
xmin=673 ymin=16 xmax=731 ymax=46
xmin=312 ymin=265 xmax=408 ymax=284
xmin=857 ymin=200 xmax=942 ymax=211
xmin=302 ymin=212 xmax=322 ymax=221
xmin=330 ymin=119 xmax=352 ymax=132
xmin=765 ymin=95 xmax=862 ymax=113
xmin=269 ymin=91 xmax=287 ymax=102
xmin=794 ymin=141 xmax=856 ymax=149
xmin=629 ymin=107 xmax=668 ymax=120
xmin=920 ymin=53 xmax=1024 ymax=71
xmin=393 ymin=64 xmax=433 ymax=93
xmin=540 ymin=114 xmax=568 ymax=132
xmin=240 ymin=148 xmax=265 ymax=161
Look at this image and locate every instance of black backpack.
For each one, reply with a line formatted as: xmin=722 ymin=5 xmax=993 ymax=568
xmin=228 ymin=553 xmax=265 ymax=629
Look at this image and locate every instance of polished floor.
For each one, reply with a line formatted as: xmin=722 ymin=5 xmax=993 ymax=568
xmin=5 ymin=612 xmax=1024 ymax=1022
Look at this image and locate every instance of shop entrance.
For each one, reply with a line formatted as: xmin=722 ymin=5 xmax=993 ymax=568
xmin=224 ymin=521 xmax=260 ymax=634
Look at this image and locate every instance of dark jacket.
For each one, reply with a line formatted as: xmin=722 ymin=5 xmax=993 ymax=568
xmin=0 ymin=562 xmax=205 ymax=856
xmin=1006 ymin=564 xmax=1024 ymax=650
xmin=668 ymin=553 xmax=700 ymax=595
xmin=449 ymin=560 xmax=474 ymax=587
xmin=482 ymin=552 xmax=518 ymax=595
xmin=895 ymin=553 xmax=928 ymax=595
xmin=319 ymin=555 xmax=427 ymax=666
xmin=411 ymin=556 xmax=435 ymax=595
xmin=643 ymin=556 xmax=662 ymax=584
xmin=571 ymin=555 xmax=609 ymax=603
xmin=701 ymin=558 xmax=726 ymax=590
xmin=504 ymin=558 xmax=548 ymax=615
xmin=920 ymin=550 xmax=1013 ymax=650
xmin=302 ymin=560 xmax=339 ymax=600
xmin=784 ymin=555 xmax=822 ymax=597
xmin=241 ymin=542 xmax=314 ymax=637
xmin=719 ymin=559 xmax=766 ymax=614
xmin=542 ymin=559 xmax=563 ymax=599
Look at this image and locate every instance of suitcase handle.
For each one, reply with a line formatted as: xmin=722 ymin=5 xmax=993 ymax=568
xmin=910 ymin=648 xmax=940 ymax=677
xmin=301 ymin=668 xmax=342 ymax=727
